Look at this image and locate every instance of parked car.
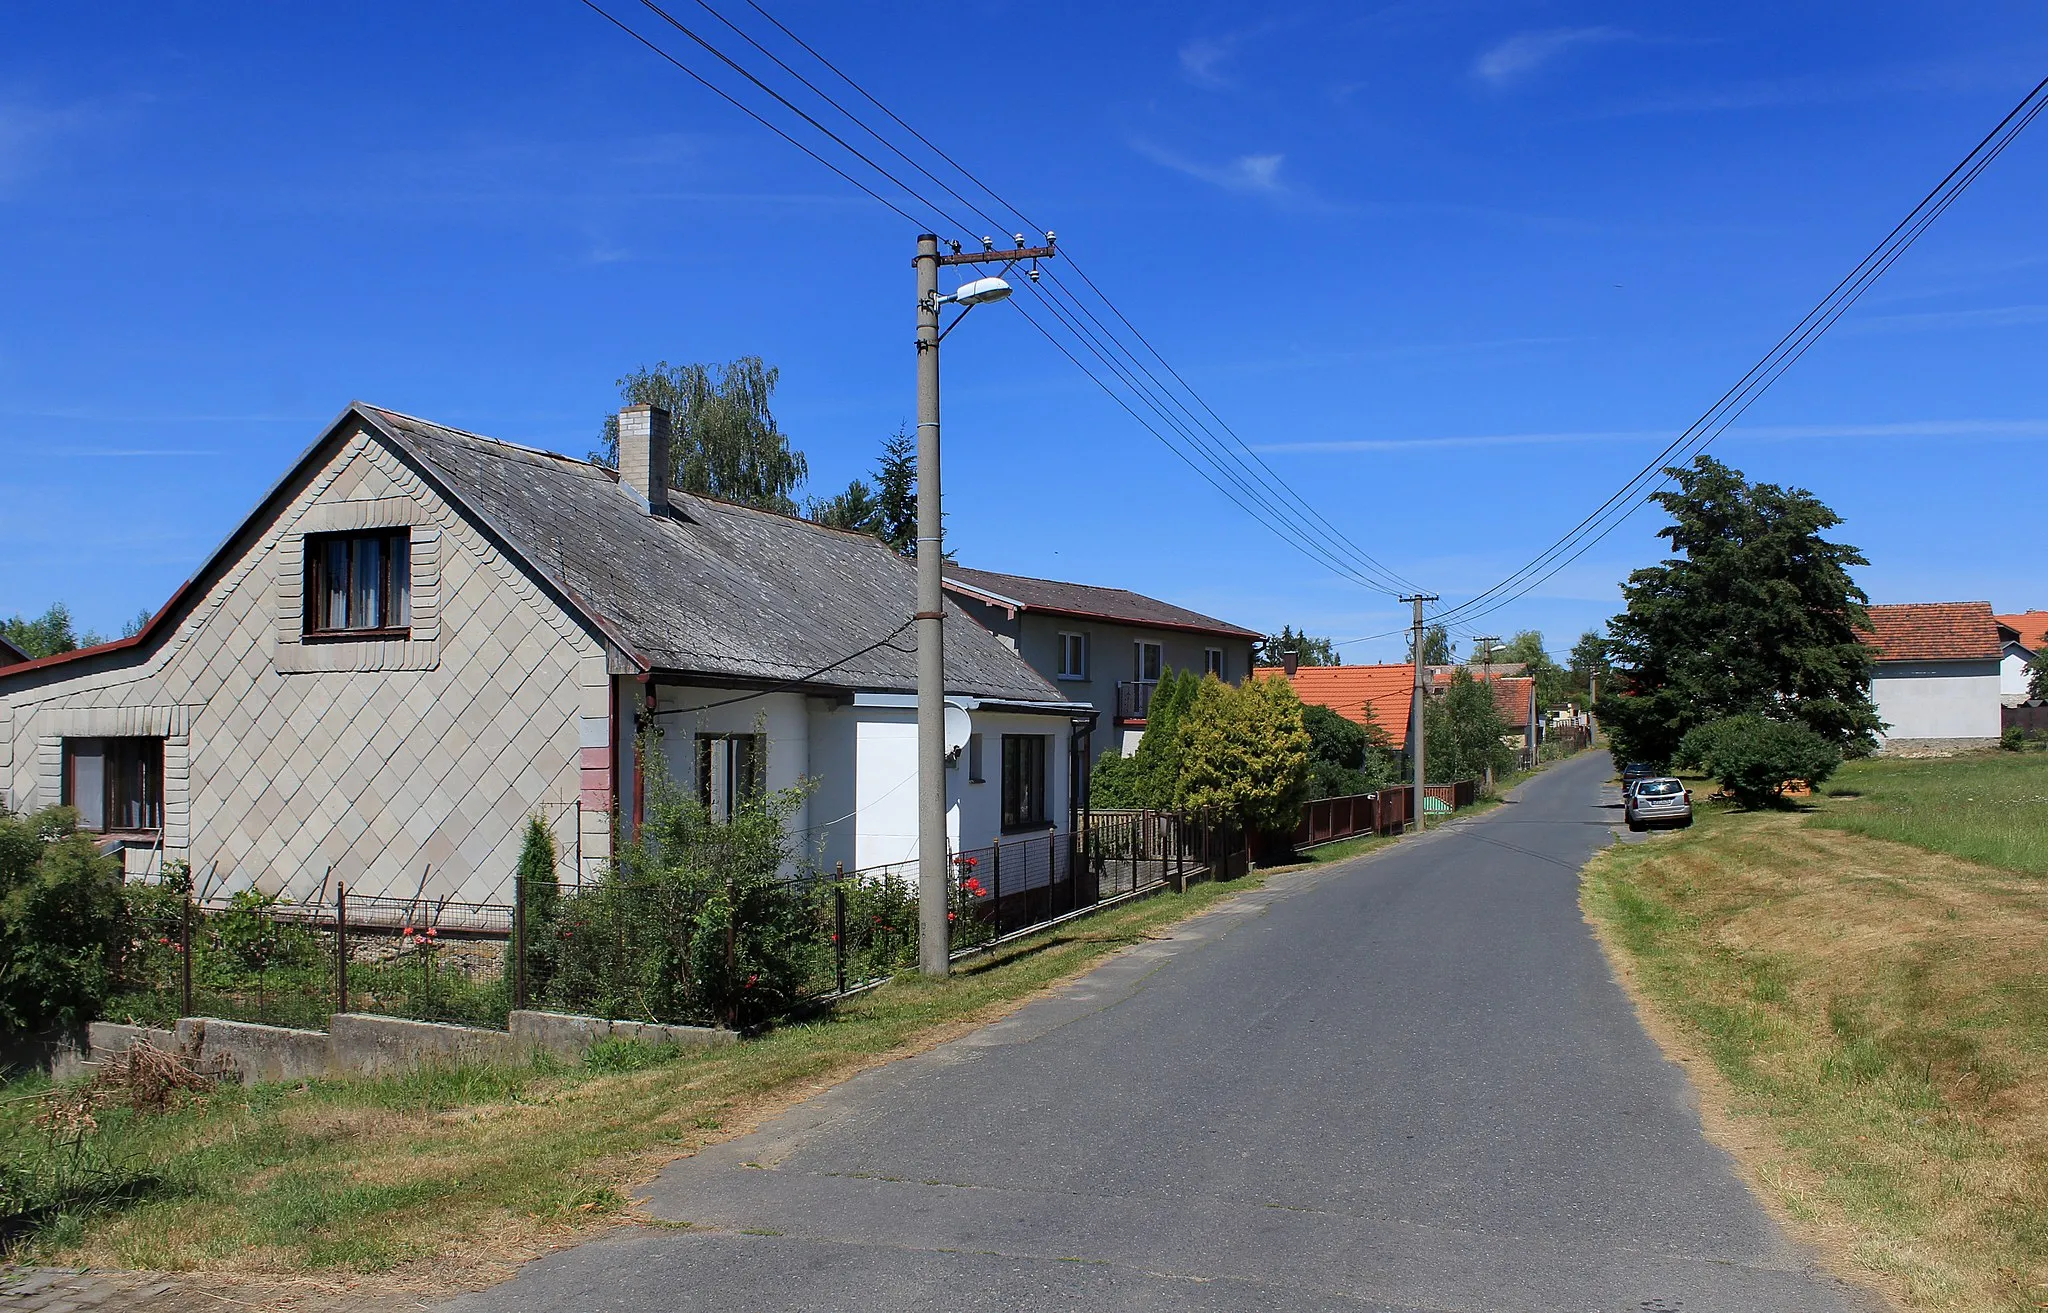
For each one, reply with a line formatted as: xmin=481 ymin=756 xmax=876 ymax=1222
xmin=1625 ymin=777 xmax=1693 ymax=831
xmin=1620 ymin=761 xmax=1660 ymax=791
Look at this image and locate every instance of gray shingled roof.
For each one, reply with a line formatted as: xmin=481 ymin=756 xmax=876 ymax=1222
xmin=945 ymin=565 xmax=1260 ymax=638
xmin=361 ymin=406 xmax=1071 ymax=705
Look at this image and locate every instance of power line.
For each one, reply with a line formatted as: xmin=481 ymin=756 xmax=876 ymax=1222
xmin=1428 ymin=72 xmax=2048 ymax=632
xmin=595 ymin=0 xmax=1420 ymax=599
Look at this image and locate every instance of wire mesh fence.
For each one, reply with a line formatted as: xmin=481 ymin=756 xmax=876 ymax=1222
xmin=102 ymin=811 xmax=1253 ymax=1035
xmin=103 ymin=884 xmax=512 ymax=1032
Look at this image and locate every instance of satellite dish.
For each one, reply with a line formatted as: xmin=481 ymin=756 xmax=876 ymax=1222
xmin=944 ymin=704 xmax=973 ymax=756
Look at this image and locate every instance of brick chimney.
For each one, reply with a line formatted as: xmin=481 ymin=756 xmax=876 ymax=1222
xmin=617 ymin=404 xmax=671 ymax=515
xmin=1282 ymin=648 xmax=1299 ymax=677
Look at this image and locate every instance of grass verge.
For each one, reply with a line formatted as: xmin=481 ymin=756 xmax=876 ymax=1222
xmin=1581 ymin=752 xmax=2048 ymax=1312
xmin=1 ymin=868 xmax=1277 ymax=1301
xmin=1810 ymin=751 xmax=2048 ymax=877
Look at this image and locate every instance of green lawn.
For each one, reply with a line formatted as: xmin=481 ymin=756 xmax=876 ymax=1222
xmin=1811 ymin=750 xmax=2048 ymax=875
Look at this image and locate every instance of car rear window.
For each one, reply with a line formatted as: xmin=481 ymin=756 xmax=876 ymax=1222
xmin=1638 ymin=780 xmax=1684 ymax=797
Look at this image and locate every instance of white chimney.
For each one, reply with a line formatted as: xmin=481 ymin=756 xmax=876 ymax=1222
xmin=617 ymin=403 xmax=672 ymax=515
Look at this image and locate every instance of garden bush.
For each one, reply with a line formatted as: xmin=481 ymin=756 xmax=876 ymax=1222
xmin=1679 ymin=713 xmax=1842 ymax=809
xmin=0 ymin=806 xmax=124 ymax=1040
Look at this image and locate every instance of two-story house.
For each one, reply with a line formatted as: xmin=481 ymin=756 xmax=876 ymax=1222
xmin=942 ymin=567 xmax=1259 ymax=760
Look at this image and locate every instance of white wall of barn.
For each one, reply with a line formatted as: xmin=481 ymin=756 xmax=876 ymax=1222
xmin=1871 ymin=660 xmax=2002 ymax=742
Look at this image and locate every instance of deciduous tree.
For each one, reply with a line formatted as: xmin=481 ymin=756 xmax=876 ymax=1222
xmin=593 ymin=357 xmax=809 ymax=514
xmin=1258 ymin=626 xmax=1337 ymax=667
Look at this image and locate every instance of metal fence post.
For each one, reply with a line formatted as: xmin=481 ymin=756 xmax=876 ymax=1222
xmin=833 ymin=864 xmax=847 ymax=996
xmin=513 ymin=871 xmax=528 ymax=1012
xmin=725 ymin=878 xmax=738 ymax=1029
xmin=334 ymin=882 xmax=348 ymax=1017
xmin=991 ymin=841 xmax=1002 ymax=938
xmin=181 ymin=889 xmax=195 ymax=1018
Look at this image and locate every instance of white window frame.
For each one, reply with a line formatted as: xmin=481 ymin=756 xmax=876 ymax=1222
xmin=1134 ymin=641 xmax=1163 ymax=683
xmin=1057 ymin=631 xmax=1089 ymax=680
xmin=1204 ymin=647 xmax=1225 ymax=678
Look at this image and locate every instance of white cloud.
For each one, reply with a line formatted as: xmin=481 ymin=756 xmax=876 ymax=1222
xmin=1254 ymin=419 xmax=2048 ymax=454
xmin=1841 ymin=303 xmax=2048 ymax=334
xmin=1473 ymin=27 xmax=1630 ymax=86
xmin=1132 ymin=140 xmax=1288 ymax=195
xmin=1179 ymin=38 xmax=1235 ymax=89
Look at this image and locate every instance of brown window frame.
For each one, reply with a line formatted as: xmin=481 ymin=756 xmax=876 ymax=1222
xmin=303 ymin=529 xmax=412 ymax=638
xmin=61 ymin=736 xmax=165 ymax=835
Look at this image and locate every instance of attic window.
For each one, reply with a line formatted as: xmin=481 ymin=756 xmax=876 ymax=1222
xmin=304 ymin=530 xmax=411 ymax=636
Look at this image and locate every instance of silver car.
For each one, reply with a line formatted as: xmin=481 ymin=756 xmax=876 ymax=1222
xmin=1625 ymin=776 xmax=1693 ymax=831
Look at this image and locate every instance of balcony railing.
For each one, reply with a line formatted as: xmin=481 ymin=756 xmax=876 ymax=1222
xmin=1116 ymin=680 xmax=1156 ymax=723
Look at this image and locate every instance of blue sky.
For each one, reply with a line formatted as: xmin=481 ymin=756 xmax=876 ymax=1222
xmin=4 ymin=2 xmax=2045 ymax=662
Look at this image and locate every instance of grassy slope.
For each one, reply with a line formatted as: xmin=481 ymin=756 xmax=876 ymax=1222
xmin=1582 ymin=752 xmax=2048 ymax=1313
xmin=1 ymin=871 xmax=1275 ymax=1296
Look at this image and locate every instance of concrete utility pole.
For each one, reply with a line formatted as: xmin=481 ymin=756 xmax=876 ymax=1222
xmin=914 ymin=231 xmax=1057 ymax=977
xmin=914 ymin=233 xmax=947 ymax=976
xmin=1402 ymin=594 xmax=1438 ymax=830
xmin=1473 ymin=636 xmax=1499 ymax=790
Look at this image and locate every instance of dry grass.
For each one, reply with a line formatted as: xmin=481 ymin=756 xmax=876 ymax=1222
xmin=1583 ymin=782 xmax=2048 ymax=1312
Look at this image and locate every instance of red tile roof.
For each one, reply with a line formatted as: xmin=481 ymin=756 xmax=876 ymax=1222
xmin=1255 ymin=663 xmax=1415 ymax=749
xmin=1860 ymin=602 xmax=2003 ymax=663
xmin=1997 ymin=611 xmax=2048 ymax=651
xmin=1429 ymin=669 xmax=1538 ymax=729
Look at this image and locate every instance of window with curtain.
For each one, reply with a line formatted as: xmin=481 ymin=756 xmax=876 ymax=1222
xmin=62 ymin=737 xmax=165 ymax=833
xmin=304 ymin=530 xmax=412 ymax=634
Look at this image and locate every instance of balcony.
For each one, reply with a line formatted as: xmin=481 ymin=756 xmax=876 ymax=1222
xmin=1116 ymin=680 xmax=1156 ymax=724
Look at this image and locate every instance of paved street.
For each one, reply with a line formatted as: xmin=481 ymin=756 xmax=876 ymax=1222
xmin=447 ymin=751 xmax=1876 ymax=1313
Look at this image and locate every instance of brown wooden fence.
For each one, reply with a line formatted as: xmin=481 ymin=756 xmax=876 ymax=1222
xmin=1290 ymin=780 xmax=1478 ymax=850
xmin=2005 ymin=703 xmax=2048 ymax=735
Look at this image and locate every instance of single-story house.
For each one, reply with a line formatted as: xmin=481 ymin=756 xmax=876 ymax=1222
xmin=943 ymin=566 xmax=1258 ymax=760
xmin=1860 ymin=602 xmax=2004 ymax=752
xmin=0 ymin=401 xmax=1090 ymax=904
xmin=1253 ymin=663 xmax=1415 ymax=753
xmin=1429 ymin=670 xmax=1538 ymax=750
xmin=1996 ymin=611 xmax=2045 ymax=706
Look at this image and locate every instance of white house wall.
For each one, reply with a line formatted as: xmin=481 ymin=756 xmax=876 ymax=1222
xmin=1872 ymin=660 xmax=2002 ymax=743
xmin=2002 ymin=646 xmax=2034 ymax=700
xmin=0 ymin=423 xmax=612 ymax=903
xmin=648 ymin=686 xmax=813 ymax=837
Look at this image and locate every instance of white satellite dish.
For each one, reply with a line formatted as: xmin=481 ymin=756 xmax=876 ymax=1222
xmin=944 ymin=703 xmax=973 ymax=757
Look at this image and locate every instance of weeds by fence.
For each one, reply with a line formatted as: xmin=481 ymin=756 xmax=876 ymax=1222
xmin=100 ymin=809 xmax=1258 ymax=1036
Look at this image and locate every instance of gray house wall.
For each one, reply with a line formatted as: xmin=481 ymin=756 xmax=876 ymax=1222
xmin=948 ymin=596 xmax=1254 ymax=761
xmin=0 ymin=422 xmax=614 ymax=904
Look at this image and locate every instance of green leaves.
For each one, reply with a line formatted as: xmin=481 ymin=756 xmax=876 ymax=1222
xmin=0 ymin=807 xmax=125 ymax=1039
xmin=1678 ymin=714 xmax=1842 ymax=809
xmin=1422 ymin=668 xmax=1517 ymax=784
xmin=1175 ymin=675 xmax=1313 ymax=834
xmin=593 ymin=357 xmax=810 ymax=515
xmin=1602 ymin=455 xmax=1881 ymax=766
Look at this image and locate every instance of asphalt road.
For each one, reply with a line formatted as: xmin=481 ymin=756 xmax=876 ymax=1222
xmin=447 ymin=751 xmax=1876 ymax=1312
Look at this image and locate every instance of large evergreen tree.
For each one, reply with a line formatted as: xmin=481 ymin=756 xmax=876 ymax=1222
xmin=593 ymin=357 xmax=809 ymax=514
xmin=1601 ymin=455 xmax=1881 ymax=766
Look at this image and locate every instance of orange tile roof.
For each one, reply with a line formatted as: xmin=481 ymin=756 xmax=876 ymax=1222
xmin=1997 ymin=611 xmax=2048 ymax=651
xmin=1859 ymin=602 xmax=2003 ymax=663
xmin=1255 ymin=663 xmax=1414 ymax=749
xmin=1429 ymin=669 xmax=1537 ymax=728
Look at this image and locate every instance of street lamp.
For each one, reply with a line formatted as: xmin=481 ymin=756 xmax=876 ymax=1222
xmin=912 ymin=231 xmax=1054 ymax=977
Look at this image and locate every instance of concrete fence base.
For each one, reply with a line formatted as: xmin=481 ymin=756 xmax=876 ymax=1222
xmin=33 ymin=1010 xmax=735 ymax=1085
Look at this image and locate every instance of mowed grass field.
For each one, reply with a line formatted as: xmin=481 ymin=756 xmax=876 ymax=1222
xmin=1582 ymin=750 xmax=2048 ymax=1312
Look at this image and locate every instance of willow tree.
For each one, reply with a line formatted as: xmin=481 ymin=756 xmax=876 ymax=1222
xmin=593 ymin=357 xmax=809 ymax=514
